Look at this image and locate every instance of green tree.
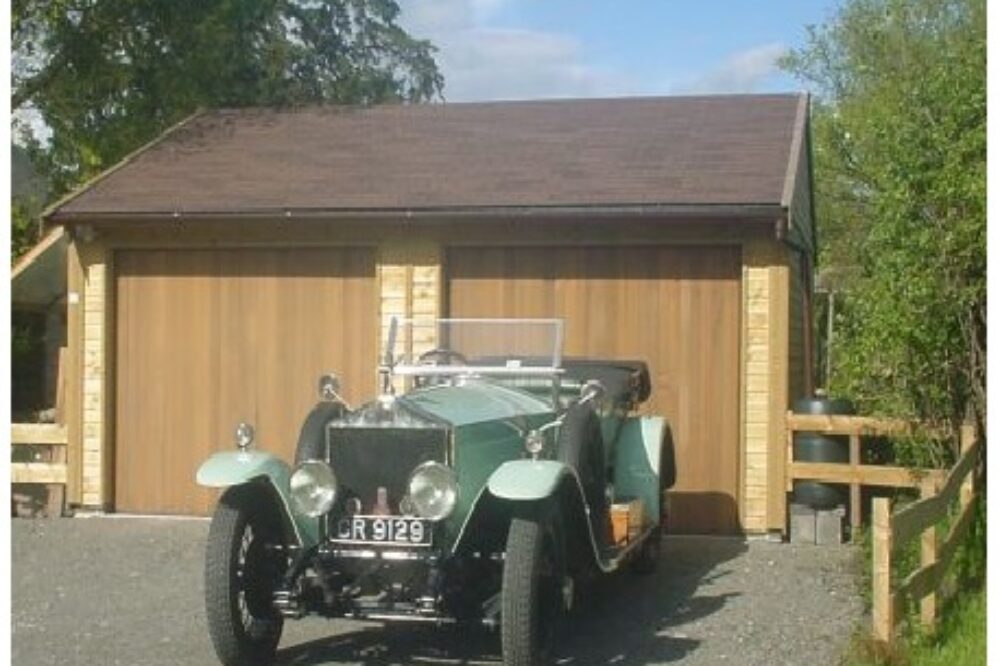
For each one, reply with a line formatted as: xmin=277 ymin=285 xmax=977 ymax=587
xmin=782 ymin=0 xmax=985 ymax=444
xmin=11 ymin=196 xmax=43 ymax=261
xmin=13 ymin=0 xmax=443 ymax=198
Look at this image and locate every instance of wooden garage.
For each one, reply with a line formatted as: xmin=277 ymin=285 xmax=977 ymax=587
xmin=44 ymin=94 xmax=815 ymax=534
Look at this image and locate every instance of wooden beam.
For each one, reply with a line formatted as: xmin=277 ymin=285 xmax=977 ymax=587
xmin=12 ymin=462 xmax=68 ymax=484
xmin=66 ymin=239 xmax=85 ymax=505
xmin=936 ymin=493 xmax=978 ymax=585
xmin=787 ymin=413 xmax=949 ymax=438
xmin=872 ymin=497 xmax=893 ymax=644
xmin=11 ymin=424 xmax=69 ymax=445
xmin=960 ymin=425 xmax=975 ymax=504
xmin=899 ymin=560 xmax=938 ymax=607
xmin=897 ymin=478 xmax=977 ymax=614
xmin=788 ymin=461 xmax=941 ymax=489
xmin=893 ymin=441 xmax=979 ymax=545
xmin=785 ymin=415 xmax=795 ymax=493
xmin=55 ymin=346 xmax=67 ymax=425
xmin=849 ymin=433 xmax=861 ymax=540
xmin=919 ymin=477 xmax=938 ymax=631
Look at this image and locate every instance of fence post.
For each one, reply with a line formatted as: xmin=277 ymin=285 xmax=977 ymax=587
xmin=919 ymin=477 xmax=938 ymax=631
xmin=849 ymin=432 xmax=861 ymax=541
xmin=872 ymin=497 xmax=893 ymax=644
xmin=786 ymin=412 xmax=794 ymax=493
xmin=960 ymin=424 xmax=976 ymax=503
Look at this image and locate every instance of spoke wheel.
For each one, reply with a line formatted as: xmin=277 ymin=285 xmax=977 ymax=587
xmin=501 ymin=512 xmax=565 ymax=666
xmin=205 ymin=487 xmax=284 ymax=666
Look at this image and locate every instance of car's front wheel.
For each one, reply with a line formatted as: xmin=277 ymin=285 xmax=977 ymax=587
xmin=205 ymin=486 xmax=285 ymax=666
xmin=501 ymin=509 xmax=565 ymax=666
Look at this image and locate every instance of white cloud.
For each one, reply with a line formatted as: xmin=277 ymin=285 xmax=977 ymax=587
xmin=674 ymin=42 xmax=788 ymax=94
xmin=398 ymin=0 xmax=634 ymax=101
xmin=399 ymin=3 xmax=790 ymax=102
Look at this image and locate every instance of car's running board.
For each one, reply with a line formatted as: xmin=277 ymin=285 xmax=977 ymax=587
xmin=596 ymin=524 xmax=657 ymax=572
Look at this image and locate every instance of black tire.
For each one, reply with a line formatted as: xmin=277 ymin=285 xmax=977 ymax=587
xmin=501 ymin=510 xmax=565 ymax=666
xmin=294 ymin=402 xmax=344 ymax=464
xmin=556 ymin=403 xmax=607 ymax=540
xmin=205 ymin=486 xmax=285 ymax=666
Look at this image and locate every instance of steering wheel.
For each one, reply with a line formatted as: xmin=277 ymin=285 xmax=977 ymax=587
xmin=417 ymin=348 xmax=469 ymax=366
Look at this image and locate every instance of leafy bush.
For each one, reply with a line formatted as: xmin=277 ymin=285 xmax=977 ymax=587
xmin=783 ymin=0 xmax=986 ymax=445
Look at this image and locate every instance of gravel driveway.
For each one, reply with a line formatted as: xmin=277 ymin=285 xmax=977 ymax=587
xmin=12 ymin=517 xmax=863 ymax=665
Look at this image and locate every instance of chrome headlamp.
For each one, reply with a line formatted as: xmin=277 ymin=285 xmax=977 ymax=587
xmin=289 ymin=460 xmax=338 ymax=517
xmin=234 ymin=422 xmax=255 ymax=450
xmin=406 ymin=461 xmax=458 ymax=521
xmin=525 ymin=430 xmax=545 ymax=457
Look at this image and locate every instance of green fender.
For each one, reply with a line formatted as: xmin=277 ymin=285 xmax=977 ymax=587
xmin=479 ymin=459 xmax=609 ymax=573
xmin=613 ymin=416 xmax=667 ymax=522
xmin=486 ymin=460 xmax=574 ymax=500
xmin=195 ymin=451 xmax=319 ymax=547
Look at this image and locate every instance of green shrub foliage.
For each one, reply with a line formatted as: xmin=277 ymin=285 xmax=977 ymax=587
xmin=782 ymin=0 xmax=985 ymax=445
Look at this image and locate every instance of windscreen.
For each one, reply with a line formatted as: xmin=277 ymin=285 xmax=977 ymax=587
xmin=386 ymin=318 xmax=564 ymax=377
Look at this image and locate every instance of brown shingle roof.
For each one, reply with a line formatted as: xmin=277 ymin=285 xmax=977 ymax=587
xmin=50 ymin=94 xmax=806 ymax=219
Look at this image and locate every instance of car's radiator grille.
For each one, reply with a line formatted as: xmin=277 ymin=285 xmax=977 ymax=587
xmin=325 ymin=426 xmax=447 ymax=514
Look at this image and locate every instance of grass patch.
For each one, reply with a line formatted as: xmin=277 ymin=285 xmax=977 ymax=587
xmin=908 ymin=587 xmax=986 ymax=666
xmin=842 ymin=586 xmax=985 ymax=666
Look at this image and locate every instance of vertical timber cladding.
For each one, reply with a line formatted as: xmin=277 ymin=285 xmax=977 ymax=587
xmin=447 ymin=246 xmax=742 ymax=534
xmin=114 ymin=248 xmax=377 ymax=515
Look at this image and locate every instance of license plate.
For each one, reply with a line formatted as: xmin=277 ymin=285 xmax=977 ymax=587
xmin=330 ymin=515 xmax=432 ymax=547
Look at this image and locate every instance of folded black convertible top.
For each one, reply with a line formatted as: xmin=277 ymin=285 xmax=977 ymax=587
xmin=560 ymin=358 xmax=652 ymax=407
xmin=464 ymin=356 xmax=651 ymax=407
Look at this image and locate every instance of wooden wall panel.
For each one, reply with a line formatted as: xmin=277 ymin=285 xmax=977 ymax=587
xmin=114 ymin=248 xmax=376 ymax=515
xmin=448 ymin=246 xmax=742 ymax=534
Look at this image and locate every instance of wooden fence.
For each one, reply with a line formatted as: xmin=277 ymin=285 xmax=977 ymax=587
xmin=872 ymin=425 xmax=979 ymax=643
xmin=786 ymin=413 xmax=947 ymax=538
xmin=11 ymin=423 xmax=68 ymax=517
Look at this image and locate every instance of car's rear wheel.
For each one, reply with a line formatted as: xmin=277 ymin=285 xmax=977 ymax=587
xmin=501 ymin=508 xmax=565 ymax=666
xmin=205 ymin=486 xmax=285 ymax=666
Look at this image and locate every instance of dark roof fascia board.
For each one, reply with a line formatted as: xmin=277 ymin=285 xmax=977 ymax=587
xmin=780 ymin=92 xmax=810 ymax=234
xmin=41 ymin=109 xmax=207 ymax=224
xmin=51 ymin=203 xmax=788 ymax=225
xmin=805 ymin=103 xmax=819 ymax=262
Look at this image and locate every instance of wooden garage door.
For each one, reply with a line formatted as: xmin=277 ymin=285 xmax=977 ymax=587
xmin=115 ymin=248 xmax=376 ymax=515
xmin=448 ymin=246 xmax=741 ymax=534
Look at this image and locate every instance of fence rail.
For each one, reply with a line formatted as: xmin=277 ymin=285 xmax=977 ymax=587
xmin=11 ymin=423 xmax=68 ymax=516
xmin=872 ymin=424 xmax=978 ymax=643
xmin=786 ymin=413 xmax=947 ymax=538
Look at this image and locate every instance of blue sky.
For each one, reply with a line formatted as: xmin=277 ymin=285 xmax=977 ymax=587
xmin=398 ymin=0 xmax=841 ymax=101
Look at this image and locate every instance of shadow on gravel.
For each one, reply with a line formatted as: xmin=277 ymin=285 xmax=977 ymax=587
xmin=275 ymin=536 xmax=748 ymax=665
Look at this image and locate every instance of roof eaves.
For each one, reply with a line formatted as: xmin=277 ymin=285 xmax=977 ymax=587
xmin=41 ymin=109 xmax=207 ymax=224
xmin=49 ymin=202 xmax=788 ymax=224
xmin=11 ymin=226 xmax=65 ymax=281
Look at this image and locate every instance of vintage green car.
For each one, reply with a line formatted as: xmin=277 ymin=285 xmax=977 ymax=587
xmin=196 ymin=318 xmax=676 ymax=665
